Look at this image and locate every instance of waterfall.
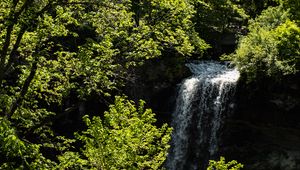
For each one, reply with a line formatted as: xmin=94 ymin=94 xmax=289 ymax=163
xmin=166 ymin=61 xmax=240 ymax=170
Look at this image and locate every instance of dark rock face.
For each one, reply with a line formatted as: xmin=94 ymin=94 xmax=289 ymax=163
xmin=125 ymin=54 xmax=191 ymax=125
xmin=221 ymin=121 xmax=300 ymax=170
xmin=220 ymin=75 xmax=300 ymax=170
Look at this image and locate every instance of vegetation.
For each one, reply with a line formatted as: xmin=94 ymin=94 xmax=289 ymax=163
xmin=0 ymin=0 xmax=298 ymax=169
xmin=226 ymin=2 xmax=300 ymax=81
xmin=0 ymin=0 xmax=203 ymax=168
xmin=207 ymin=157 xmax=243 ymax=170
xmin=58 ymin=96 xmax=172 ymax=169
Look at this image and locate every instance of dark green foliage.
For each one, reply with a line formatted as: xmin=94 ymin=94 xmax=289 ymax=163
xmin=189 ymin=0 xmax=249 ymax=57
xmin=192 ymin=0 xmax=248 ymax=34
xmin=237 ymin=0 xmax=279 ymax=17
xmin=279 ymin=0 xmax=300 ymax=20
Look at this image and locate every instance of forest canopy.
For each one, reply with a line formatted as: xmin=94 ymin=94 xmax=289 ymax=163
xmin=0 ymin=0 xmax=299 ymax=169
xmin=226 ymin=1 xmax=300 ymax=81
xmin=0 ymin=0 xmax=207 ymax=169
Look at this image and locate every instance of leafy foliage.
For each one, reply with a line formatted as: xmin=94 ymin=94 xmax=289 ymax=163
xmin=225 ymin=5 xmax=299 ymax=81
xmin=59 ymin=96 xmax=172 ymax=170
xmin=191 ymin=0 xmax=248 ymax=40
xmin=237 ymin=0 xmax=279 ymax=17
xmin=278 ymin=0 xmax=300 ymax=20
xmin=0 ymin=0 xmax=207 ymax=110
xmin=0 ymin=0 xmax=205 ymax=167
xmin=1 ymin=0 xmax=289 ymax=168
xmin=0 ymin=117 xmax=55 ymax=169
xmin=207 ymin=157 xmax=244 ymax=170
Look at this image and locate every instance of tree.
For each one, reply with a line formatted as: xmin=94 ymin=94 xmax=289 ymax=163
xmin=237 ymin=0 xmax=279 ymax=18
xmin=188 ymin=0 xmax=249 ymax=57
xmin=0 ymin=0 xmax=208 ymax=117
xmin=58 ymin=96 xmax=172 ymax=170
xmin=192 ymin=0 xmax=248 ymax=34
xmin=0 ymin=0 xmax=201 ymax=167
xmin=225 ymin=5 xmax=299 ymax=81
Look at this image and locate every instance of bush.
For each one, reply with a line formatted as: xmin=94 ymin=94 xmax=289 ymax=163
xmin=207 ymin=157 xmax=244 ymax=170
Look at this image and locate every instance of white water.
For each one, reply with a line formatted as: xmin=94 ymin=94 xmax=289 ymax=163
xmin=166 ymin=61 xmax=240 ymax=170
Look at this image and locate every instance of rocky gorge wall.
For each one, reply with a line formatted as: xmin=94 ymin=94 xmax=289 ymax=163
xmin=125 ymin=53 xmax=191 ymax=125
xmin=220 ymin=75 xmax=300 ymax=170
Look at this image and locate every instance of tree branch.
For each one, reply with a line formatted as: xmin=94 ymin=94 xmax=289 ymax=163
xmin=0 ymin=0 xmax=34 ymax=84
xmin=7 ymin=60 xmax=37 ymax=119
xmin=3 ymin=26 xmax=27 ymax=73
xmin=2 ymin=0 xmax=56 ymax=75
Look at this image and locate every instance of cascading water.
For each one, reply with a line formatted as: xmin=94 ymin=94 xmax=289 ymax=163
xmin=166 ymin=61 xmax=240 ymax=170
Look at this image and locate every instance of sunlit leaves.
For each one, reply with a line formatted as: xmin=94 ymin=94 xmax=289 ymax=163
xmin=0 ymin=0 xmax=206 ymax=168
xmin=274 ymin=20 xmax=300 ymax=74
xmin=227 ymin=5 xmax=299 ymax=81
xmin=0 ymin=117 xmax=56 ymax=169
xmin=58 ymin=151 xmax=89 ymax=170
xmin=132 ymin=0 xmax=209 ymax=56
xmin=74 ymin=96 xmax=172 ymax=170
xmin=207 ymin=157 xmax=244 ymax=170
xmin=247 ymin=6 xmax=289 ymax=31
